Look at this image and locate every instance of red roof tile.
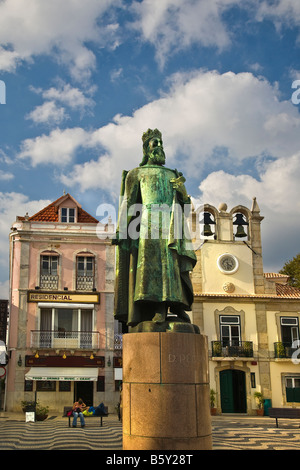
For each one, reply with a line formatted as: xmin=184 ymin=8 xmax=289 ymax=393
xmin=28 ymin=193 xmax=99 ymax=224
xmin=275 ymin=283 xmax=300 ymax=298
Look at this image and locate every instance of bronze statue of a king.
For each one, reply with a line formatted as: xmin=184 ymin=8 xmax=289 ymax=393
xmin=113 ymin=128 xmax=198 ymax=333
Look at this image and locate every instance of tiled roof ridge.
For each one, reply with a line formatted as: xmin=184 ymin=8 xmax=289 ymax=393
xmin=29 ymin=195 xmax=62 ymax=221
xmin=77 ymin=207 xmax=99 ymax=224
xmin=264 ymin=272 xmax=290 ymax=278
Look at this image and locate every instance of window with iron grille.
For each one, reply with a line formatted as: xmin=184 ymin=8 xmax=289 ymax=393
xmin=40 ymin=255 xmax=58 ymax=289
xmin=76 ymin=256 xmax=95 ymax=290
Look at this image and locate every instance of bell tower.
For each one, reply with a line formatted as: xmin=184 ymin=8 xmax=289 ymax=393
xmin=191 ymin=197 xmax=265 ymax=296
xmin=191 ymin=197 xmax=275 ymax=416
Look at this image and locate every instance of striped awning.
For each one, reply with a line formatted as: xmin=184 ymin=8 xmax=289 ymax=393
xmin=25 ymin=367 xmax=98 ymax=381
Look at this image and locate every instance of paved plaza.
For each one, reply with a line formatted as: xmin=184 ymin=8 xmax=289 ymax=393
xmin=0 ymin=412 xmax=299 ymax=450
xmin=212 ymin=414 xmax=300 ymax=450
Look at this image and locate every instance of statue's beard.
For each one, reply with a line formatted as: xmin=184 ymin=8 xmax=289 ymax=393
xmin=148 ymin=147 xmax=165 ymax=165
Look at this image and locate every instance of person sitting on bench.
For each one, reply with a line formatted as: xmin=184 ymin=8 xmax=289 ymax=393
xmin=72 ymin=398 xmax=87 ymax=428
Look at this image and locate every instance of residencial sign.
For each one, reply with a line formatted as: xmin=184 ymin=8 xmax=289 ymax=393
xmin=27 ymin=291 xmax=100 ymax=304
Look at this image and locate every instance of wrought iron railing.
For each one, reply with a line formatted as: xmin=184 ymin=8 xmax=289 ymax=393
xmin=211 ymin=340 xmax=253 ymax=358
xmin=40 ymin=274 xmax=58 ymax=290
xmin=30 ymin=330 xmax=100 ymax=350
xmin=274 ymin=341 xmax=299 ymax=358
xmin=76 ymin=275 xmax=94 ymax=291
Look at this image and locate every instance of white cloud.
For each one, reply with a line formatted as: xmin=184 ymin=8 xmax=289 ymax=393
xmin=0 ymin=46 xmax=21 ymax=73
xmin=1 ymin=0 xmax=299 ymax=80
xmin=42 ymin=82 xmax=95 ymax=110
xmin=18 ymin=127 xmax=90 ymax=166
xmin=0 ymin=170 xmax=14 ymax=181
xmin=131 ymin=0 xmax=240 ymax=67
xmin=27 ymin=81 xmax=96 ymax=126
xmin=60 ymin=153 xmax=119 ymax=194
xmin=198 ymin=153 xmax=300 ymax=214
xmin=248 ymin=63 xmax=264 ymax=73
xmin=26 ymin=101 xmax=67 ymax=125
xmin=0 ymin=0 xmax=121 ymax=80
xmin=110 ymin=68 xmax=123 ymax=83
xmin=197 ymin=153 xmax=300 ymax=271
xmin=17 ymin=68 xmax=300 ymax=241
xmin=256 ymin=0 xmax=300 ymax=30
xmin=51 ymin=70 xmax=300 ymax=191
xmin=289 ymin=68 xmax=300 ymax=80
xmin=131 ymin=0 xmax=300 ymax=68
xmin=0 ymin=149 xmax=14 ymax=166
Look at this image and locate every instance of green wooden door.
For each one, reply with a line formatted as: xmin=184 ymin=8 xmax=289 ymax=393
xmin=220 ymin=370 xmax=234 ymax=413
xmin=220 ymin=370 xmax=247 ymax=413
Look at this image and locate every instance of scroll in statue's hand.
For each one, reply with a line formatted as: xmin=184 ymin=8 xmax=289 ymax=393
xmin=170 ymin=176 xmax=189 ymax=201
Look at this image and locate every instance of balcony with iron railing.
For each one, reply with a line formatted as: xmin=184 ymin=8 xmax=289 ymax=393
xmin=274 ymin=341 xmax=299 ymax=359
xmin=40 ymin=274 xmax=58 ymax=290
xmin=76 ymin=275 xmax=94 ymax=291
xmin=30 ymin=330 xmax=101 ymax=350
xmin=39 ymin=275 xmax=96 ymax=291
xmin=211 ymin=340 xmax=254 ymax=358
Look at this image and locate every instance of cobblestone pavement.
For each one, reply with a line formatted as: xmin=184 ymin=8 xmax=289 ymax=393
xmin=211 ymin=415 xmax=300 ymax=450
xmin=0 ymin=413 xmax=123 ymax=450
xmin=0 ymin=413 xmax=299 ymax=450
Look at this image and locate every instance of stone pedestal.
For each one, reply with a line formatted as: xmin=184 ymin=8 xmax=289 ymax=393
xmin=122 ymin=332 xmax=212 ymax=450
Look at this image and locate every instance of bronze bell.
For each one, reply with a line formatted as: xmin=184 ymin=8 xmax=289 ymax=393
xmin=235 ymin=224 xmax=247 ymax=238
xmin=202 ymin=224 xmax=214 ymax=237
xmin=233 ymin=213 xmax=248 ymax=238
xmin=200 ymin=212 xmax=215 ymax=237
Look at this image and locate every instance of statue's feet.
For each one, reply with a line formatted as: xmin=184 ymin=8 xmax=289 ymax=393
xmin=152 ymin=312 xmax=166 ymax=324
xmin=170 ymin=308 xmax=191 ymax=323
xmin=177 ymin=311 xmax=191 ymax=323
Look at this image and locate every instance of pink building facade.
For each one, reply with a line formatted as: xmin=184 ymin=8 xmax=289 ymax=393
xmin=6 ymin=193 xmax=118 ymax=413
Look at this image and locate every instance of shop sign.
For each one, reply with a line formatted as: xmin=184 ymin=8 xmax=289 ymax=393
xmin=31 ymin=375 xmax=93 ymax=381
xmin=27 ymin=291 xmax=100 ymax=304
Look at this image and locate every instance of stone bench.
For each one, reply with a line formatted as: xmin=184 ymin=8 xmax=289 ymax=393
xmin=269 ymin=407 xmax=300 ymax=428
xmin=63 ymin=406 xmax=108 ymax=427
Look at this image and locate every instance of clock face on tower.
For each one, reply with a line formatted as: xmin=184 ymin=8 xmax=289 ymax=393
xmin=217 ymin=253 xmax=239 ymax=274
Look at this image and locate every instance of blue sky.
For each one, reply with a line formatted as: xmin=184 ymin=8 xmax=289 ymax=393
xmin=0 ymin=0 xmax=300 ymax=296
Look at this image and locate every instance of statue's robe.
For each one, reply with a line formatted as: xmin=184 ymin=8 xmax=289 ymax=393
xmin=113 ymin=165 xmax=197 ymax=326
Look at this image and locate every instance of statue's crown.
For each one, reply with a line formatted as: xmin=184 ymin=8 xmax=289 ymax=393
xmin=142 ymin=128 xmax=162 ymax=145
